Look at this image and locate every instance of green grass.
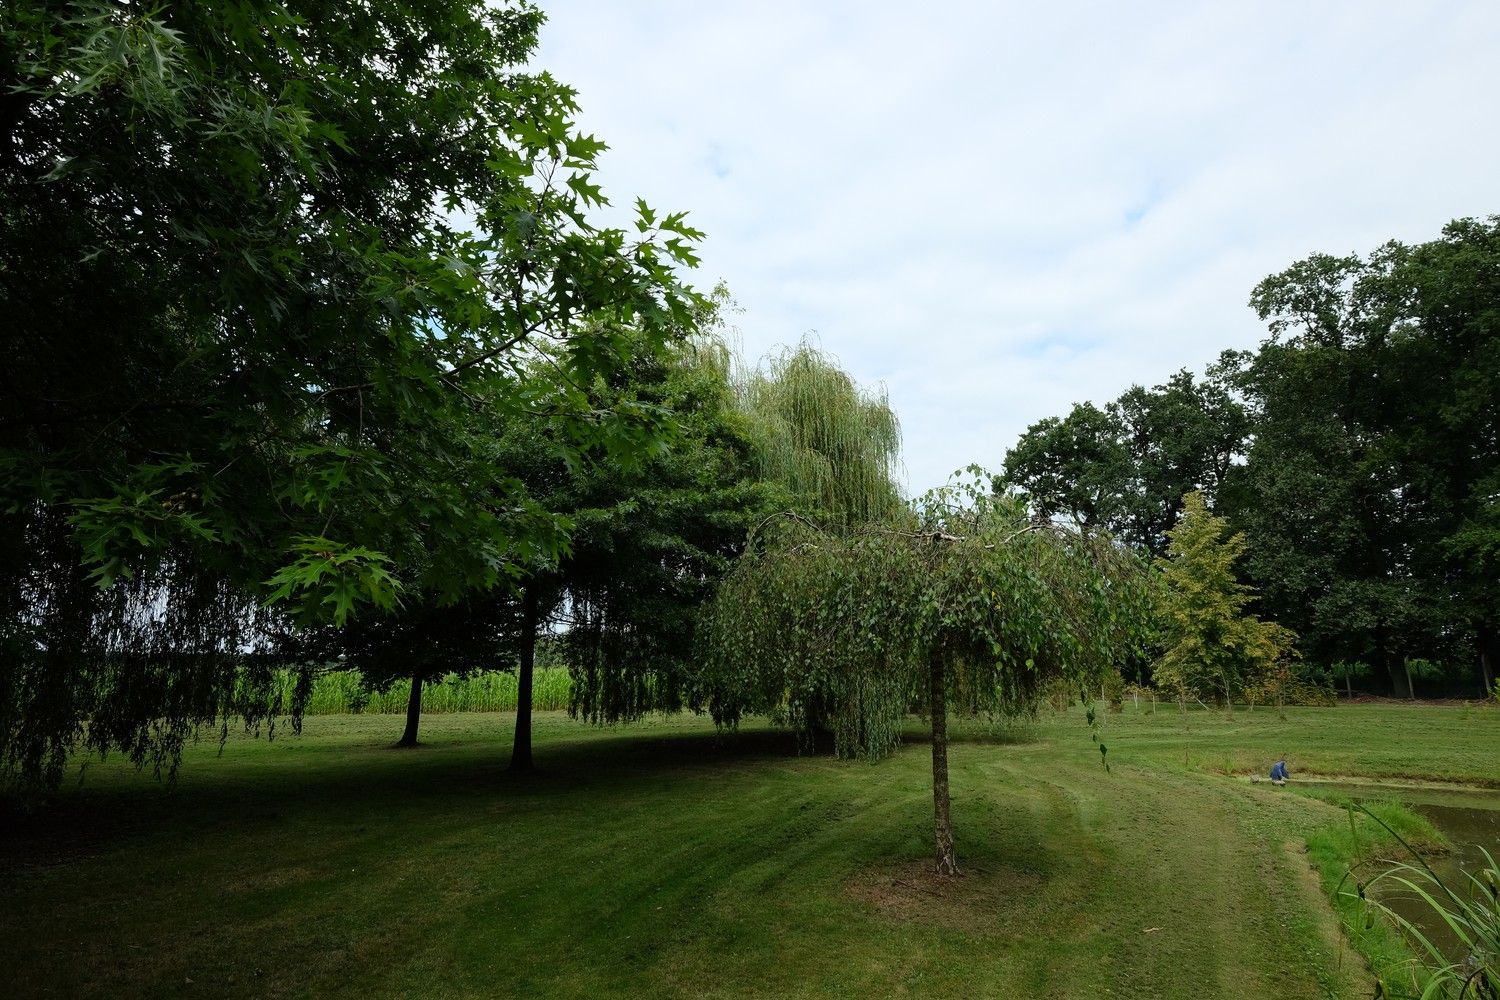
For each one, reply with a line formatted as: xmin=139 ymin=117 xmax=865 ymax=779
xmin=1076 ymin=699 xmax=1500 ymax=785
xmin=2 ymin=703 xmax=1496 ymax=998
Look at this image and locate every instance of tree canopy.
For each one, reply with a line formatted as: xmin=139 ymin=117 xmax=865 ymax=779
xmin=736 ymin=342 xmax=905 ymax=528
xmin=1236 ymin=217 xmax=1500 ymax=696
xmin=1 ymin=0 xmax=703 ymax=790
xmin=1001 ymin=366 xmax=1250 ymax=556
xmin=998 ymin=216 xmax=1500 ymax=697
xmin=700 ymin=476 xmax=1150 ymax=872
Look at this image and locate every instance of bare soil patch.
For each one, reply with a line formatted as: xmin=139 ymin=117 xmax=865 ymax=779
xmin=847 ymin=856 xmax=1042 ymax=930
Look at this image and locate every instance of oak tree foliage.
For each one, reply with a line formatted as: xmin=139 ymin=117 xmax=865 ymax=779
xmin=1 ymin=0 xmax=703 ymax=790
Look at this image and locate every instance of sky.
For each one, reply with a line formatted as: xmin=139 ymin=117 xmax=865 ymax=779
xmin=534 ymin=1 xmax=1500 ymax=495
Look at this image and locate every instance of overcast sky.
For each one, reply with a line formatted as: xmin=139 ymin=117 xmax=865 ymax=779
xmin=534 ymin=1 xmax=1500 ymax=494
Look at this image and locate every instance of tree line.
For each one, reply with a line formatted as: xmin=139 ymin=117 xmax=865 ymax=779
xmin=1001 ymin=218 xmax=1500 ymax=700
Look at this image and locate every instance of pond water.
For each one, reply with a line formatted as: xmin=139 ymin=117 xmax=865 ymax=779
xmin=1293 ymin=779 xmax=1500 ymax=959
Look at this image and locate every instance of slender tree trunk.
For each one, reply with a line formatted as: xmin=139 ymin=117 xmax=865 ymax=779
xmin=510 ymin=585 xmax=540 ymax=772
xmin=1478 ymin=625 xmax=1495 ymax=697
xmin=398 ymin=671 xmax=423 ymax=747
xmin=1345 ymin=672 xmax=1353 ymax=700
xmin=1403 ymin=660 xmax=1415 ymax=702
xmin=929 ymin=651 xmax=957 ymax=876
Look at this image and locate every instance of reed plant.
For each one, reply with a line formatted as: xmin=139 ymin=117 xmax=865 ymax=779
xmin=283 ymin=668 xmax=573 ymax=715
xmin=1337 ymin=804 xmax=1498 ymax=999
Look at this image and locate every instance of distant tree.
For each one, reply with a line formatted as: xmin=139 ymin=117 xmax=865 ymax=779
xmin=1329 ymin=660 xmax=1372 ymax=700
xmin=1239 ymin=217 xmax=1500 ymax=696
xmin=1153 ymin=493 xmax=1297 ymax=707
xmin=737 ymin=342 xmax=905 ymax=527
xmin=1001 ymin=368 xmax=1250 ymax=556
xmin=519 ymin=329 xmax=781 ymax=770
xmin=318 ymin=320 xmax=768 ymax=758
xmin=318 ymin=598 xmax=526 ymax=748
xmin=1110 ymin=364 xmax=1251 ymax=554
xmin=1000 ymin=403 xmax=1130 ymax=531
xmin=531 ymin=335 xmax=904 ymax=769
xmin=701 ymin=477 xmax=1150 ymax=875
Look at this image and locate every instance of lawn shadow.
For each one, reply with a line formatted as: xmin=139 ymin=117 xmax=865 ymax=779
xmin=899 ymin=717 xmax=1042 ymax=748
xmin=0 ymin=722 xmax=819 ymax=872
xmin=1 ymin=714 xmax=1051 ymax=875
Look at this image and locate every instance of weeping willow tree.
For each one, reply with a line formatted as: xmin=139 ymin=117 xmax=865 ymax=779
xmin=737 ymin=342 xmax=905 ymax=526
xmin=699 ymin=474 xmax=1152 ymax=875
xmin=1 ymin=510 xmax=300 ymax=792
xmin=541 ymin=327 xmax=906 ymax=759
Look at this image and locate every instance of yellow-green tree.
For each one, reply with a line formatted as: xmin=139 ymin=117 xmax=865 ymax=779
xmin=1154 ymin=492 xmax=1296 ymax=706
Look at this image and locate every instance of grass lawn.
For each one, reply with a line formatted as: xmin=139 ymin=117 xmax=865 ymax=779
xmin=3 ymin=703 xmax=1496 ymax=998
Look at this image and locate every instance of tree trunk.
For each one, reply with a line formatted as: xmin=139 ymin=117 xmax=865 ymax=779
xmin=510 ymin=585 xmax=540 ymax=772
xmin=398 ymin=671 xmax=423 ymax=747
xmin=1345 ymin=672 xmax=1353 ymax=700
xmin=929 ymin=651 xmax=957 ymax=876
xmin=1380 ymin=642 xmax=1412 ymax=700
xmin=1478 ymin=625 xmax=1496 ymax=698
xmin=1403 ymin=660 xmax=1415 ymax=701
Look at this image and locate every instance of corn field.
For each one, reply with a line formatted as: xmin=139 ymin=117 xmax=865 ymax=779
xmin=287 ymin=669 xmax=574 ymax=715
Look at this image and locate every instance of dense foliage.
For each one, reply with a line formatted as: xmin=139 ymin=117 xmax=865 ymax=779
xmin=1 ymin=0 xmax=703 ymax=790
xmin=271 ymin=309 xmax=901 ymax=760
xmin=700 ymin=476 xmax=1152 ymax=871
xmin=1002 ymin=217 xmax=1500 ymax=697
xmin=1238 ymin=218 xmax=1500 ymax=697
xmin=1001 ymin=366 xmax=1249 ymax=556
xmin=737 ymin=342 xmax=905 ymax=527
xmin=533 ymin=333 xmax=903 ymax=760
xmin=703 ymin=493 xmax=1141 ymax=751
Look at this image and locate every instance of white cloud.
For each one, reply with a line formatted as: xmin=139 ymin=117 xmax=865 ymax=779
xmin=535 ymin=0 xmax=1500 ymax=493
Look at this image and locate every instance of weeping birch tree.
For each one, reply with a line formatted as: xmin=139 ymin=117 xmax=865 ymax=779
xmin=699 ymin=475 xmax=1150 ymax=875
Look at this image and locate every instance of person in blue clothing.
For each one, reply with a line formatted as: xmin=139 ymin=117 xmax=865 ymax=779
xmin=1269 ymin=757 xmax=1289 ymax=786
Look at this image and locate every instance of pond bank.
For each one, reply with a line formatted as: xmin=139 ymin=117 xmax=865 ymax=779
xmin=1298 ymin=780 xmax=1500 ymax=996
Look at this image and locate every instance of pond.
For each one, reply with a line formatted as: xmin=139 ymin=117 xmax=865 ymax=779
xmin=1294 ymin=779 xmax=1500 ymax=960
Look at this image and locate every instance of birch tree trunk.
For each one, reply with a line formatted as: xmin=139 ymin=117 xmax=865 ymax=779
xmin=929 ymin=650 xmax=957 ymax=876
